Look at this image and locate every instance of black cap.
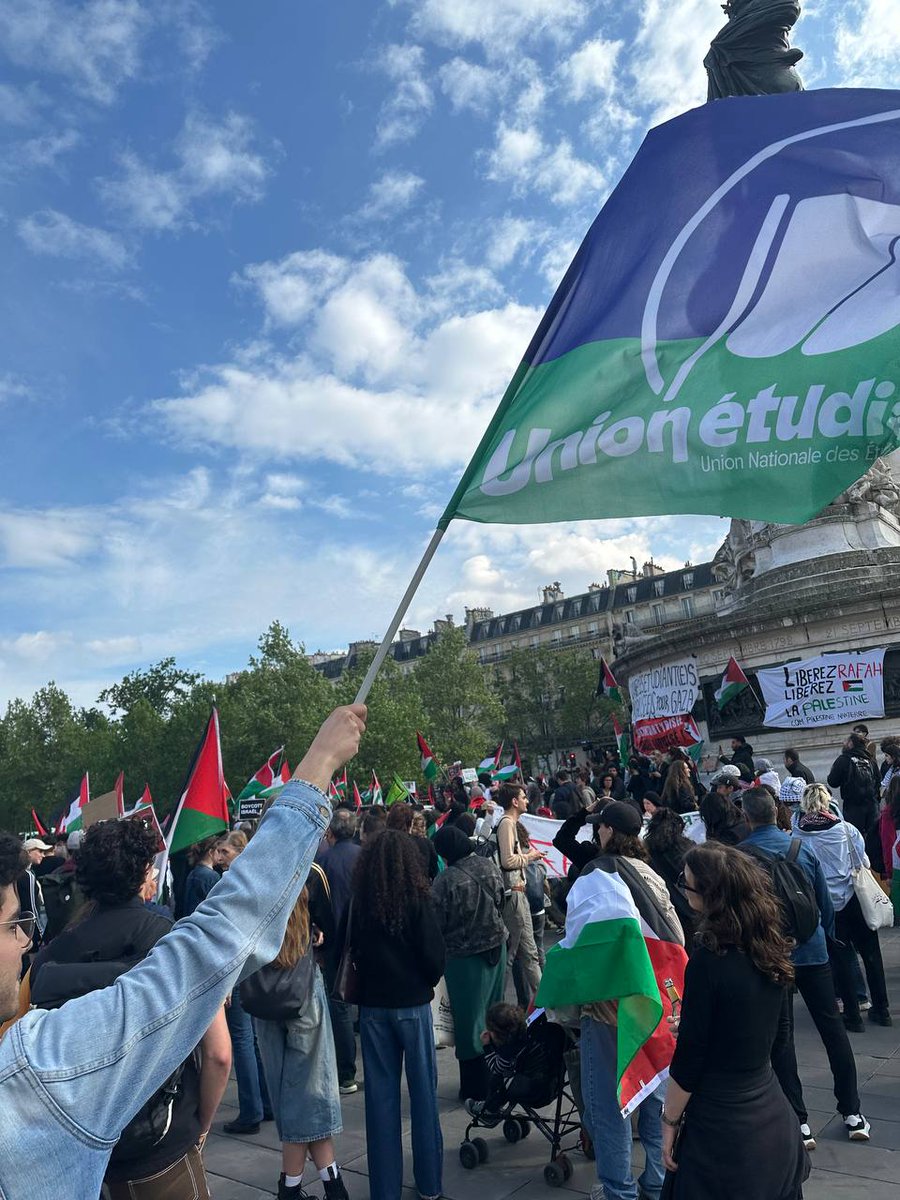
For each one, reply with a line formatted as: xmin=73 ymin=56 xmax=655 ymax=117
xmin=587 ymin=800 xmax=642 ymax=837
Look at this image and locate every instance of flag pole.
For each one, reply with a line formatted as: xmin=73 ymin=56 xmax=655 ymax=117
xmin=354 ymin=527 xmax=446 ymax=705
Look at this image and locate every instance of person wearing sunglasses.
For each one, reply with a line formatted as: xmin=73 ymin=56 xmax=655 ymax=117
xmin=0 ymin=704 xmax=366 ymax=1200
xmin=661 ymin=843 xmax=809 ymax=1199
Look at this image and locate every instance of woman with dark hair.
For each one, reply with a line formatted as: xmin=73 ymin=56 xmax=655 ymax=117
xmin=660 ymin=843 xmax=809 ymax=1199
xmin=30 ymin=820 xmax=232 ymax=1200
xmin=644 ymin=807 xmax=699 ymax=938
xmin=246 ymin=880 xmax=348 ymax=1200
xmin=182 ymin=836 xmax=221 ymax=916
xmin=699 ymin=791 xmax=749 ymax=846
xmin=431 ymin=824 xmax=506 ymax=1101
xmin=350 ymin=830 xmax=446 ymax=1200
xmin=661 ymin=761 xmax=698 ymax=815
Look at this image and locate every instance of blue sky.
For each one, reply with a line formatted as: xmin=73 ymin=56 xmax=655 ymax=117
xmin=0 ymin=0 xmax=894 ymax=707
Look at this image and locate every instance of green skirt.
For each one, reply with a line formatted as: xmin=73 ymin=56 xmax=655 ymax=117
xmin=445 ymin=951 xmax=506 ymax=1062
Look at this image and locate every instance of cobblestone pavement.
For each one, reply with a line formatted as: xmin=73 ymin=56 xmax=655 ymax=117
xmin=206 ymin=928 xmax=900 ymax=1199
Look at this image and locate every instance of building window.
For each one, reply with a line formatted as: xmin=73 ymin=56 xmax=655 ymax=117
xmin=683 ymin=572 xmax=694 ymax=589
xmin=653 ymin=579 xmax=665 ymax=597
xmin=572 ymin=599 xmax=582 ymax=616
xmin=713 ymin=589 xmax=726 ymax=603
xmin=626 ymin=586 xmax=637 ymax=603
xmin=624 ymin=610 xmax=634 ymax=624
xmin=588 ymin=622 xmax=598 ymax=634
xmin=652 ymin=603 xmax=664 ymax=626
xmin=531 ymin=635 xmax=540 ymax=647
xmin=570 ymin=625 xmax=580 ymax=639
xmin=555 ymin=603 xmax=565 ymax=620
xmin=591 ymin=593 xmax=602 ymax=611
xmin=681 ymin=596 xmax=695 ymax=619
xmin=552 ymin=629 xmax=562 ymax=642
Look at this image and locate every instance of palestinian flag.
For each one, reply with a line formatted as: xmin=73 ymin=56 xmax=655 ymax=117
xmin=136 ymin=784 xmax=153 ymax=810
xmin=597 ymin=658 xmax=622 ymax=704
xmin=492 ymin=763 xmax=520 ymax=782
xmin=536 ymin=855 xmax=687 ymax=1115
xmin=31 ymin=808 xmax=49 ymax=837
xmin=334 ymin=768 xmax=348 ymax=803
xmin=478 ymin=743 xmax=504 ymax=773
xmin=385 ymin=774 xmax=410 ymax=806
xmin=417 ymin=732 xmax=439 ymax=781
xmin=59 ymin=772 xmax=90 ymax=834
xmin=352 ymin=780 xmax=363 ymax=810
xmin=370 ymin=770 xmax=383 ymax=805
xmin=613 ymin=717 xmax=630 ymax=768
xmin=513 ymin=742 xmax=523 ymax=776
xmin=427 ymin=782 xmax=437 ymax=805
xmin=166 ymin=709 xmax=231 ymax=856
xmin=714 ymin=656 xmax=750 ymax=711
xmin=237 ymin=748 xmax=286 ymax=802
xmin=114 ymin=771 xmax=125 ymax=817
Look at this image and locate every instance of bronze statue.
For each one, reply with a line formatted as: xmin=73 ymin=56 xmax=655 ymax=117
xmin=705 ymin=0 xmax=804 ymax=99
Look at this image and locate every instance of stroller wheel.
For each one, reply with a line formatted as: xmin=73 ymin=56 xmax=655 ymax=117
xmin=472 ymin=1137 xmax=489 ymax=1164
xmin=543 ymin=1160 xmax=566 ymax=1188
xmin=503 ymin=1117 xmax=523 ymax=1144
xmin=459 ymin=1142 xmax=480 ymax=1170
xmin=517 ymin=1118 xmax=531 ymax=1139
xmin=557 ymin=1154 xmax=573 ymax=1182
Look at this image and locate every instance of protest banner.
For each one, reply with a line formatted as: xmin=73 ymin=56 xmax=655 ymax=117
xmin=628 ymin=657 xmax=701 ymax=753
xmin=757 ymin=649 xmax=886 ymax=728
xmin=520 ymin=814 xmax=593 ymax=879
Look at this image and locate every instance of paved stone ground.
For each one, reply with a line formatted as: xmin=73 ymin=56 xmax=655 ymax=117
xmin=206 ymin=928 xmax=900 ymax=1200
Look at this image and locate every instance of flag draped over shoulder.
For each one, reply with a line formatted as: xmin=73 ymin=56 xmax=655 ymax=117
xmin=417 ymin=732 xmax=439 ymax=781
xmin=715 ymin=656 xmax=750 ymax=710
xmin=537 ymin=855 xmax=687 ymax=1115
xmin=438 ymin=90 xmax=900 ymax=529
xmin=166 ymin=710 xmax=230 ymax=855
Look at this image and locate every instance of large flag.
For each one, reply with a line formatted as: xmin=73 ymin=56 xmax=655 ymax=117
xmin=612 ymin=717 xmax=630 ymax=768
xmin=417 ymin=732 xmax=439 ymax=782
xmin=114 ymin=771 xmax=125 ymax=817
xmin=385 ymin=774 xmax=411 ymax=807
xmin=596 ymin=658 xmax=623 ymax=705
xmin=438 ymin=90 xmax=900 ymax=530
xmin=714 ymin=656 xmax=751 ymax=710
xmin=237 ymin=748 xmax=285 ymax=802
xmin=536 ymin=855 xmax=688 ymax=1115
xmin=166 ymin=710 xmax=230 ymax=856
xmin=58 ymin=773 xmax=90 ymax=834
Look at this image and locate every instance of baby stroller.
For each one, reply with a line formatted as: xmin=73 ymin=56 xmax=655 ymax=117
xmin=459 ymin=1011 xmax=586 ymax=1187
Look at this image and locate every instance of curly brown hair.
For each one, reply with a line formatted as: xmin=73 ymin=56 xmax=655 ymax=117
xmin=353 ymin=829 xmax=430 ymax=937
xmin=684 ymin=843 xmax=795 ymax=985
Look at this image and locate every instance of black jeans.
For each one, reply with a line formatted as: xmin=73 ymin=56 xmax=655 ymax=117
xmin=829 ymin=893 xmax=890 ymax=1021
xmin=329 ymin=995 xmax=357 ymax=1085
xmin=772 ymin=961 xmax=861 ymax=1120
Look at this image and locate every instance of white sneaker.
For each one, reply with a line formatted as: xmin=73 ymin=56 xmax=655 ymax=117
xmin=339 ymin=1082 xmax=358 ymax=1095
xmin=800 ymin=1123 xmax=816 ymax=1151
xmin=589 ymin=1186 xmax=607 ymax=1200
xmin=845 ymin=1114 xmax=871 ymax=1141
xmin=859 ymin=1000 xmax=872 ymax=1012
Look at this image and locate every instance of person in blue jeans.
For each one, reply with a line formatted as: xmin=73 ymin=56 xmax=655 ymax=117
xmin=349 ymin=830 xmax=445 ymax=1200
xmin=0 ymin=705 xmax=366 ymax=1200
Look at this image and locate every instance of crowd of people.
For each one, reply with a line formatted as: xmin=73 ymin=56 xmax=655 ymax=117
xmin=0 ymin=706 xmax=897 ymax=1200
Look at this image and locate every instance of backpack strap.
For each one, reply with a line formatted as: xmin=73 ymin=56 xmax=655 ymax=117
xmin=786 ymin=838 xmax=803 ymax=864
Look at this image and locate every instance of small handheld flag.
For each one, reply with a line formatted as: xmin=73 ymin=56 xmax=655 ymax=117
xmin=714 ymin=657 xmax=750 ymax=711
xmin=165 ymin=710 xmax=230 ymax=856
xmin=353 ymin=780 xmax=363 ymax=810
xmin=478 ymin=743 xmax=504 ymax=773
xmin=417 ymin=732 xmax=439 ymax=782
xmin=597 ymin=659 xmax=622 ymax=705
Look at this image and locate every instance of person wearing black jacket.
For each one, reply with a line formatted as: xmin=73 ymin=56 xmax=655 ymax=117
xmin=783 ymin=749 xmax=815 ymax=785
xmin=827 ymin=733 xmax=881 ymax=861
xmin=30 ymin=818 xmax=231 ymax=1200
xmin=719 ymin=736 xmax=756 ymax=781
xmin=350 ymin=830 xmax=445 ymax=1200
xmin=643 ymin=808 xmax=699 ymax=938
xmin=553 ymin=806 xmax=601 ymax=878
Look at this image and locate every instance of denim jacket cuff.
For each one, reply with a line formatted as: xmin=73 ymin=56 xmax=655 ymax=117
xmin=273 ymin=779 xmax=332 ymax=830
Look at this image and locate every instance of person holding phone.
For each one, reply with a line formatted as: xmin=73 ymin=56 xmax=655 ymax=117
xmin=660 ymin=843 xmax=809 ymax=1199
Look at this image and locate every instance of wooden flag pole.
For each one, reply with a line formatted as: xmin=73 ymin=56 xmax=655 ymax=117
xmin=354 ymin=527 xmax=446 ymax=706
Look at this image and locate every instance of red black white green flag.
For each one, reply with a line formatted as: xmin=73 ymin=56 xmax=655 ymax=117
xmin=596 ymin=658 xmax=623 ymax=704
xmin=714 ymin=656 xmax=750 ymax=710
xmin=417 ymin=732 xmax=439 ymax=781
xmin=166 ymin=709 xmax=231 ymax=855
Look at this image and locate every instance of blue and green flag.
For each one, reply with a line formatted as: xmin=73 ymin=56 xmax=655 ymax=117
xmin=440 ymin=90 xmax=900 ymax=529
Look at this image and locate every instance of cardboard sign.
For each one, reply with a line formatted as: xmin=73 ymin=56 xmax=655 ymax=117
xmin=238 ymin=796 xmax=265 ymax=821
xmin=82 ymin=790 xmax=120 ymax=828
xmin=461 ymin=768 xmax=478 ymax=783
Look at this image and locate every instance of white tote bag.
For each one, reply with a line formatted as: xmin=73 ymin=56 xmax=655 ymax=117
xmin=431 ymin=977 xmax=455 ymax=1048
xmin=845 ymin=825 xmax=894 ymax=931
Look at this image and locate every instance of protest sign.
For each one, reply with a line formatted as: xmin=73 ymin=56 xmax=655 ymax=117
xmin=757 ymin=649 xmax=886 ymax=728
xmin=82 ymin=790 xmax=120 ymax=828
xmin=238 ymin=796 xmax=266 ymax=821
xmin=628 ymin=657 xmax=701 ymax=753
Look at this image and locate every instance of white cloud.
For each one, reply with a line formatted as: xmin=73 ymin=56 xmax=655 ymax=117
xmin=0 ymin=507 xmax=97 ymax=568
xmin=835 ymin=0 xmax=900 ymax=87
xmin=158 ymin=249 xmax=540 ymax=475
xmin=631 ymin=0 xmax=724 ymax=122
xmin=0 ymin=0 xmax=150 ymax=105
xmin=487 ymin=123 xmax=603 ymax=207
xmin=100 ymin=110 xmax=271 ymax=232
xmin=0 ymin=374 xmax=33 ymax=405
xmin=376 ymin=43 xmax=434 ymax=148
xmin=17 ymin=208 xmax=130 ymax=269
xmin=424 ymin=260 xmax=505 ymax=312
xmin=484 ymin=216 xmax=544 ymax=270
xmin=438 ymin=57 xmax=499 ymax=113
xmin=405 ymin=0 xmax=589 ymax=57
xmin=359 ymin=170 xmax=425 ymax=220
xmin=0 ymin=82 xmax=47 ymax=125
xmin=560 ymin=36 xmax=622 ymax=100
xmin=14 ymin=128 xmax=81 ymax=169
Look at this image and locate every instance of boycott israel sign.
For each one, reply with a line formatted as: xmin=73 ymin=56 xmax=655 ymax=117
xmin=629 ymin=658 xmax=701 ymax=753
xmin=440 ymin=90 xmax=900 ymax=530
xmin=757 ymin=649 xmax=887 ymax=728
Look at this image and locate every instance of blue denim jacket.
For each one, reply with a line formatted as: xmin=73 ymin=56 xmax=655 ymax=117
xmin=743 ymin=825 xmax=835 ymax=967
xmin=0 ymin=781 xmax=330 ymax=1200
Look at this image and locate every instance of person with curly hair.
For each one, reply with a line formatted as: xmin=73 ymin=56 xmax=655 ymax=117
xmin=28 ymin=818 xmax=233 ymax=1200
xmin=660 ymin=843 xmax=810 ymax=1200
xmin=349 ymin=830 xmax=445 ymax=1200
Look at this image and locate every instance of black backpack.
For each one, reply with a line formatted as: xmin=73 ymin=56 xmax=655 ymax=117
xmin=40 ymin=866 xmax=84 ymax=942
xmin=844 ymin=754 xmax=878 ymax=805
xmin=474 ymin=831 xmax=499 ymax=864
xmin=743 ymin=840 xmax=820 ymax=944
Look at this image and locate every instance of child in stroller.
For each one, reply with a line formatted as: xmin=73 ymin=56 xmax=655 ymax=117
xmin=466 ymin=1003 xmax=557 ymax=1121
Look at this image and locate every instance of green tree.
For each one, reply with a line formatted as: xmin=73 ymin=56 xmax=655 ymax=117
xmin=333 ymin=651 xmax=422 ymax=785
xmin=413 ymin=625 xmax=504 ymax=767
xmin=98 ymin=657 xmax=202 ymax=718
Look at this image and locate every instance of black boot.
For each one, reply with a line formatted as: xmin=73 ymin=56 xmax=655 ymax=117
xmin=278 ymin=1175 xmax=310 ymax=1200
xmin=324 ymin=1173 xmax=350 ymax=1200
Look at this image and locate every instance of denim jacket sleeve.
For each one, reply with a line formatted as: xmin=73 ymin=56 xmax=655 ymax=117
xmin=5 ymin=780 xmax=330 ymax=1144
